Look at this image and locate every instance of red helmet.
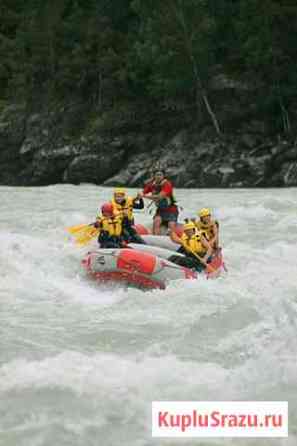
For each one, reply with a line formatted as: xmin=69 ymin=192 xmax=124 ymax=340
xmin=101 ymin=202 xmax=114 ymax=216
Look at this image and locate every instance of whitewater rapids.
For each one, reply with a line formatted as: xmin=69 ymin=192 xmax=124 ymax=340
xmin=0 ymin=185 xmax=296 ymax=446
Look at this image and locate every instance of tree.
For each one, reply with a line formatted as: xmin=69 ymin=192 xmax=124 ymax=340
xmin=132 ymin=0 xmax=222 ymax=134
xmin=236 ymin=0 xmax=297 ymax=132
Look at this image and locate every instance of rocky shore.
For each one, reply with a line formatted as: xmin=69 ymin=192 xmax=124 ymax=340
xmin=0 ymin=103 xmax=296 ymax=187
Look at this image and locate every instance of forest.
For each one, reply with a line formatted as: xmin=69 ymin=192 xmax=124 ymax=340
xmin=1 ymin=0 xmax=296 ymax=135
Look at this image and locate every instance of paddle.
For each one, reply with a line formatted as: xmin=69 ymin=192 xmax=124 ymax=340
xmin=74 ymin=226 xmax=100 ymax=246
xmin=66 ymin=222 xmax=99 ymax=246
xmin=145 ymin=200 xmax=155 ymax=215
xmin=66 ymin=223 xmax=95 ymax=234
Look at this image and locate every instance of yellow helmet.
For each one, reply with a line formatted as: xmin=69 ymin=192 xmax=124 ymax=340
xmin=114 ymin=187 xmax=126 ymax=195
xmin=199 ymin=208 xmax=211 ymax=218
xmin=183 ymin=222 xmax=196 ymax=231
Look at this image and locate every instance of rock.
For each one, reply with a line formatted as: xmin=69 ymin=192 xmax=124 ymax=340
xmin=271 ymin=161 xmax=297 ymax=186
xmin=243 ymin=120 xmax=267 ymax=135
xmin=28 ymin=113 xmax=41 ymax=125
xmin=20 ymin=139 xmax=40 ymax=155
xmin=103 ymin=170 xmax=133 ymax=186
xmin=103 ymin=152 xmax=154 ymax=187
xmin=0 ymin=122 xmax=9 ymax=133
xmin=240 ymin=133 xmax=257 ymax=149
xmin=65 ymin=149 xmax=125 ymax=184
xmin=218 ymin=165 xmax=235 ymax=175
xmin=168 ymin=130 xmax=188 ymax=150
xmin=110 ymin=137 xmax=123 ymax=148
xmin=282 ymin=146 xmax=297 ymax=161
xmin=283 ymin=162 xmax=297 ymax=186
xmin=210 ymin=74 xmax=252 ymax=91
xmin=0 ymin=101 xmax=296 ymax=188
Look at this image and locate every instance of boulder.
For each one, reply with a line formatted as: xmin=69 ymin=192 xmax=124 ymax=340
xmin=64 ymin=149 xmax=125 ymax=184
xmin=240 ymin=133 xmax=258 ymax=149
xmin=271 ymin=161 xmax=297 ymax=186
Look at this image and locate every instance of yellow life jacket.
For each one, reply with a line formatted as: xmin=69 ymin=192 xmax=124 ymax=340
xmin=112 ymin=196 xmax=134 ymax=221
xmin=99 ymin=215 xmax=123 ymax=237
xmin=181 ymin=230 xmax=206 ymax=256
xmin=195 ymin=219 xmax=218 ymax=241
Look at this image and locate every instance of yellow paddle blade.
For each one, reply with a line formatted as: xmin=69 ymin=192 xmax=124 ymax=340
xmin=66 ymin=223 xmax=90 ymax=234
xmin=74 ymin=227 xmax=100 ymax=246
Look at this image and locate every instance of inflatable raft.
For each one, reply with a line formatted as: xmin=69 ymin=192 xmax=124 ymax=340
xmin=82 ymin=248 xmax=197 ymax=290
xmin=128 ymin=243 xmax=225 ymax=277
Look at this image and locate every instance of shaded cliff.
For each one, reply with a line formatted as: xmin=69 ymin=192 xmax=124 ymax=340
xmin=0 ymin=98 xmax=297 ymax=188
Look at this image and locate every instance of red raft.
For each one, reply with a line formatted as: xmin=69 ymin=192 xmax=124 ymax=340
xmin=82 ymin=248 xmax=197 ymax=290
xmin=82 ymin=246 xmax=225 ymax=290
xmin=205 ymin=248 xmax=226 ymax=278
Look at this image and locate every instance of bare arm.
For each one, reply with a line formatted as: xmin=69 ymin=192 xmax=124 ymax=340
xmin=170 ymin=231 xmax=183 ymax=245
xmin=201 ymin=235 xmax=212 ymax=262
xmin=208 ymin=222 xmax=218 ymax=247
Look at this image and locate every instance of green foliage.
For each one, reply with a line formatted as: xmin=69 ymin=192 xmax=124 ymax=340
xmin=131 ymin=0 xmax=216 ymax=99
xmin=0 ymin=0 xmax=296 ymax=131
xmin=235 ymin=0 xmax=297 ymax=130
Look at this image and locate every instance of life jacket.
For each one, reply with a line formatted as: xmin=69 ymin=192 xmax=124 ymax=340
xmin=181 ymin=230 xmax=206 ymax=256
xmin=112 ymin=196 xmax=134 ymax=221
xmin=151 ymin=179 xmax=177 ymax=209
xmin=98 ymin=215 xmax=123 ymax=237
xmin=195 ymin=219 xmax=218 ymax=241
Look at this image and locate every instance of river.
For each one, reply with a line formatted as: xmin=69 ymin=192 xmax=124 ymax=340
xmin=0 ymin=185 xmax=296 ymax=446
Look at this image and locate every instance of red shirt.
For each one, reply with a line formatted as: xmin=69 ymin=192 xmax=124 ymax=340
xmin=143 ymin=179 xmax=177 ymax=212
xmin=143 ymin=179 xmax=173 ymax=196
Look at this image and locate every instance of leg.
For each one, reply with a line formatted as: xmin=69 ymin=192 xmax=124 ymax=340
xmin=168 ymin=255 xmax=192 ymax=268
xmin=99 ymin=233 xmax=122 ymax=249
xmin=153 ymin=214 xmax=162 ymax=235
xmin=170 ymin=251 xmax=205 ymax=273
xmin=161 ymin=210 xmax=178 ymax=235
xmin=124 ymin=225 xmax=146 ymax=244
xmin=168 ymin=220 xmax=177 ymax=234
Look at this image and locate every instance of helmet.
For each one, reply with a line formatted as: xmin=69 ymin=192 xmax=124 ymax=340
xmin=199 ymin=208 xmax=211 ymax=218
xmin=183 ymin=222 xmax=196 ymax=231
xmin=101 ymin=202 xmax=114 ymax=216
xmin=114 ymin=187 xmax=126 ymax=195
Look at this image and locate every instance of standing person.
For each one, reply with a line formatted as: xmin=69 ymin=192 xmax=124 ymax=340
xmin=111 ymin=188 xmax=145 ymax=244
xmin=142 ymin=169 xmax=178 ymax=235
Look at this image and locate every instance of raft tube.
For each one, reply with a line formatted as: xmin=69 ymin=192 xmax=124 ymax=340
xmin=205 ymin=248 xmax=226 ymax=279
xmin=139 ymin=223 xmax=184 ymax=236
xmin=141 ymin=235 xmax=179 ymax=251
xmin=134 ymin=223 xmax=151 ymax=235
xmin=128 ymin=243 xmax=184 ymax=261
xmin=81 ymin=248 xmax=197 ymax=290
xmin=129 ymin=243 xmax=225 ymax=279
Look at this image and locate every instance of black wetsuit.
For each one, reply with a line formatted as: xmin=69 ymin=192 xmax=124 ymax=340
xmin=98 ymin=232 xmax=124 ymax=249
xmin=122 ymin=198 xmax=146 ymax=244
xmin=168 ymin=246 xmax=206 ymax=272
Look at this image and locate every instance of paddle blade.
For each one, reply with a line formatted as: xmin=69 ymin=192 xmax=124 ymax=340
xmin=66 ymin=224 xmax=89 ymax=234
xmin=74 ymin=227 xmax=100 ymax=246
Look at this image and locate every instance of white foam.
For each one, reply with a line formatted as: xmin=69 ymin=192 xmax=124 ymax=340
xmin=1 ymin=185 xmax=296 ymax=445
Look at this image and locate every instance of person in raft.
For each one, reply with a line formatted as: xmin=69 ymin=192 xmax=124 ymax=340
xmin=94 ymin=202 xmax=126 ymax=248
xmin=195 ymin=208 xmax=219 ymax=251
xmin=170 ymin=221 xmax=212 ymax=272
xmin=142 ymin=169 xmax=178 ymax=235
xmin=111 ymin=187 xmax=145 ymax=244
